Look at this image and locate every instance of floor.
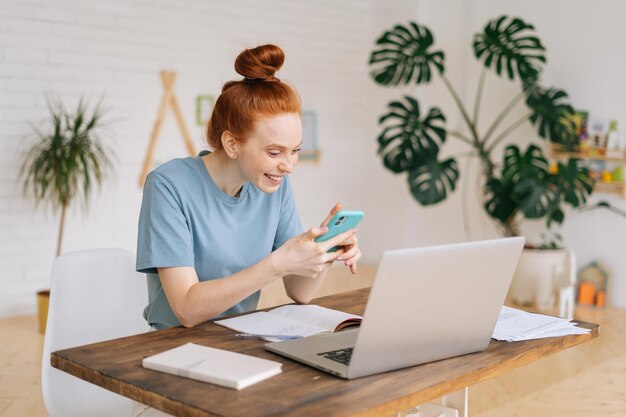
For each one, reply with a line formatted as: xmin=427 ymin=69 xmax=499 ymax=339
xmin=471 ymin=305 xmax=626 ymax=417
xmin=1 ymin=264 xmax=625 ymax=417
xmin=0 ymin=315 xmax=47 ymax=417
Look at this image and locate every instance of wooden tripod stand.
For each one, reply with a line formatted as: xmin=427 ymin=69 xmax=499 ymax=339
xmin=138 ymin=71 xmax=197 ymax=187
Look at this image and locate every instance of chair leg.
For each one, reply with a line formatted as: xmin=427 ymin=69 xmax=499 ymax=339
xmin=441 ymin=386 xmax=468 ymax=417
xmin=396 ymin=401 xmax=460 ymax=417
xmin=394 ymin=389 xmax=466 ymax=417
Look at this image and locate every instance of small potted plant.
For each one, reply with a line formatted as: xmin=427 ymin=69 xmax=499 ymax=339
xmin=20 ymin=97 xmax=114 ymax=332
xmin=368 ymin=16 xmax=594 ymax=309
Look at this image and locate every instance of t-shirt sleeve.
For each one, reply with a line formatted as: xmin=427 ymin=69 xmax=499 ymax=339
xmin=136 ymin=172 xmax=195 ymax=274
xmin=273 ymin=175 xmax=304 ymax=250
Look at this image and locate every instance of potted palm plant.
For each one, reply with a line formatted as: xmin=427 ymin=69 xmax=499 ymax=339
xmin=368 ymin=16 xmax=594 ymax=309
xmin=20 ymin=98 xmax=114 ymax=332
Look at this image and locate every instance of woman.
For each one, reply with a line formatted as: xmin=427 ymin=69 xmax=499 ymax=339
xmin=136 ymin=44 xmax=361 ymax=331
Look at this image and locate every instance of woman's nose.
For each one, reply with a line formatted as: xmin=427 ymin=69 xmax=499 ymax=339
xmin=279 ymin=156 xmax=295 ymax=173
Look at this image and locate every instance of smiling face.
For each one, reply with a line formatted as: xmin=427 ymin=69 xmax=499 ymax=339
xmin=234 ymin=112 xmax=302 ymax=193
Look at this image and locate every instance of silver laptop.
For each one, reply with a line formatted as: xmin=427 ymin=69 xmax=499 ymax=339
xmin=265 ymin=237 xmax=525 ymax=379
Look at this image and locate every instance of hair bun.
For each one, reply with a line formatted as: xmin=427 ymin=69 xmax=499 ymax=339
xmin=235 ymin=44 xmax=284 ymax=81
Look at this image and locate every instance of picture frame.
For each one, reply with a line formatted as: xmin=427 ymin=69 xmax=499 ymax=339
xmin=196 ymin=95 xmax=215 ymax=126
xmin=300 ymin=110 xmax=320 ymax=162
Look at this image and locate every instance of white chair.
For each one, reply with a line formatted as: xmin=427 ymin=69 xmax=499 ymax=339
xmin=42 ymin=248 xmax=150 ymax=417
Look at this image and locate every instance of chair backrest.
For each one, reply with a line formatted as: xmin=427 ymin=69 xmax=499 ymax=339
xmin=42 ymin=248 xmax=150 ymax=417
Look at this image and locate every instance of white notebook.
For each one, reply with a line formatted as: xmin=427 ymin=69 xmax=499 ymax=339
xmin=142 ymin=343 xmax=282 ymax=390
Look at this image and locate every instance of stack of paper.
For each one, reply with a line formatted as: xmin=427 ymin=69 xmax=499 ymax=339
xmin=492 ymin=306 xmax=590 ymax=342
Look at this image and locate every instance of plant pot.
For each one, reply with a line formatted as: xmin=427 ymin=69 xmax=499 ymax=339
xmin=509 ymin=248 xmax=569 ymax=311
xmin=37 ymin=289 xmax=50 ymax=334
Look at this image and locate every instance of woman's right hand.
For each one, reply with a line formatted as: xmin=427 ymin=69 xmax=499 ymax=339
xmin=270 ymin=227 xmax=356 ymax=278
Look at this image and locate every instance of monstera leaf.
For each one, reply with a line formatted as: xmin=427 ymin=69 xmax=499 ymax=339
xmin=369 ymin=21 xmax=445 ymax=86
xmin=473 ymin=15 xmax=546 ymax=82
xmin=553 ymin=159 xmax=594 ymax=207
xmin=514 ymin=177 xmax=558 ymax=219
xmin=484 ymin=177 xmax=517 ymax=225
xmin=502 ymin=144 xmax=549 ymax=182
xmin=377 ymin=95 xmax=446 ymax=173
xmin=533 ymin=159 xmax=592 ymax=226
xmin=505 ymin=144 xmax=556 ymax=218
xmin=546 ymin=207 xmax=565 ymax=225
xmin=485 ymin=144 xmax=555 ymax=223
xmin=408 ymin=157 xmax=459 ymax=205
xmin=485 ymin=144 xmax=550 ymax=223
xmin=526 ymin=86 xmax=578 ymax=146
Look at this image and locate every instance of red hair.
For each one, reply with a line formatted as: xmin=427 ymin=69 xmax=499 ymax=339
xmin=207 ymin=44 xmax=301 ymax=151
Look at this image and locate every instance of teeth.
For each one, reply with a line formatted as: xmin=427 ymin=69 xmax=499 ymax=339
xmin=266 ymin=174 xmax=282 ymax=182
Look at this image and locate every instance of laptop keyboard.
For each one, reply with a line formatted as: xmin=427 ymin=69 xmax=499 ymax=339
xmin=318 ymin=347 xmax=353 ymax=365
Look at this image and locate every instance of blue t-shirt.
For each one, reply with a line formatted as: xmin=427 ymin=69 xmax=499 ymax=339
xmin=136 ymin=151 xmax=303 ymax=329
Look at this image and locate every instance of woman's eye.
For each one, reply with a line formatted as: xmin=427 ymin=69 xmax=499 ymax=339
xmin=293 ymin=148 xmax=301 ymax=154
xmin=268 ymin=151 xmax=281 ymax=157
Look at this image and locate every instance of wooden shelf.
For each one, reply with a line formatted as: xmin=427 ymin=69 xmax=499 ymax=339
xmin=549 ymin=144 xmax=626 ymax=198
xmin=592 ymin=181 xmax=626 ymax=197
xmin=549 ymin=144 xmax=626 ymax=162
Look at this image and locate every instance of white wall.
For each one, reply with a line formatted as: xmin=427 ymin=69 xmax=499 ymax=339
xmin=421 ymin=0 xmax=626 ymax=308
xmin=359 ymin=0 xmax=480 ymax=264
xmin=0 ymin=0 xmax=417 ymax=317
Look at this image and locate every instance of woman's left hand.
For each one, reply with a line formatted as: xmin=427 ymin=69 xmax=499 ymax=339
xmin=321 ymin=203 xmax=362 ymax=274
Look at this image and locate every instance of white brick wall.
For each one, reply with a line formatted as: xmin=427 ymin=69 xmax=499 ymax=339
xmin=0 ymin=0 xmax=418 ymax=317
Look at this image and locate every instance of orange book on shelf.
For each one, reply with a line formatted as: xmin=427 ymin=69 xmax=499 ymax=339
xmin=595 ymin=290 xmax=606 ymax=308
xmin=578 ymin=281 xmax=596 ymax=305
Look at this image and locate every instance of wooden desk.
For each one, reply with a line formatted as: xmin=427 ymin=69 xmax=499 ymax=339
xmin=51 ymin=288 xmax=598 ymax=417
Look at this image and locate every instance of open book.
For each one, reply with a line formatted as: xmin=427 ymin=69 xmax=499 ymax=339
xmin=215 ymin=304 xmax=362 ymax=342
xmin=142 ymin=343 xmax=282 ymax=390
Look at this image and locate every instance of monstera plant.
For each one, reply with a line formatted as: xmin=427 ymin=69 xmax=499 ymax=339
xmin=369 ymin=16 xmax=593 ymax=237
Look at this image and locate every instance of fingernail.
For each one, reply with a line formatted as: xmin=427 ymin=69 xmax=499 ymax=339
xmin=352 ymin=228 xmax=359 ymax=234
xmin=321 ymin=226 xmax=328 ymax=232
xmin=337 ymin=256 xmax=344 ymax=261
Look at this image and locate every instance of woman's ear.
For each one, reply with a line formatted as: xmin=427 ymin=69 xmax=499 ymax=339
xmin=221 ymin=131 xmax=238 ymax=159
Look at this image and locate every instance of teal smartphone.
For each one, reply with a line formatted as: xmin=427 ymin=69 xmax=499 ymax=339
xmin=314 ymin=210 xmax=364 ymax=252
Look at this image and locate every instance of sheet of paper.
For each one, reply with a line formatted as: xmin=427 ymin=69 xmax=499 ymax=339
xmin=492 ymin=306 xmax=590 ymax=342
xmin=531 ymin=325 xmax=591 ymax=339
